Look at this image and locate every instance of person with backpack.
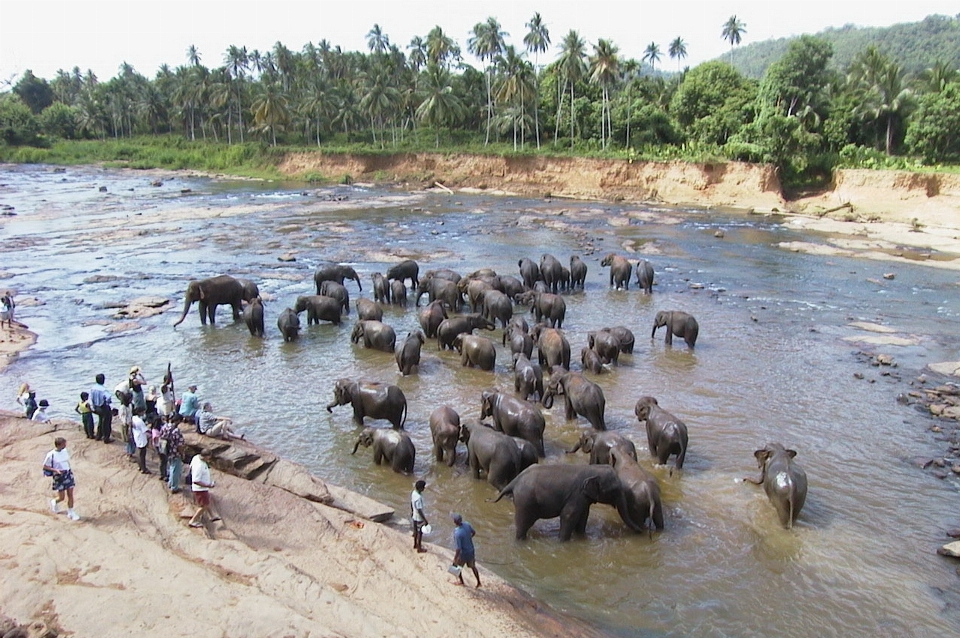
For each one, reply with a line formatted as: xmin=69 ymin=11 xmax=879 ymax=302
xmin=43 ymin=437 xmax=80 ymax=521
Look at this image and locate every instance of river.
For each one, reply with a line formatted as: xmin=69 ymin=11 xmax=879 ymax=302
xmin=1 ymin=164 xmax=958 ymax=637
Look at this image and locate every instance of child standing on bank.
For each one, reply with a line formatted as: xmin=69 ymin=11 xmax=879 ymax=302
xmin=43 ymin=437 xmax=80 ymax=521
xmin=76 ymin=392 xmax=95 ymax=439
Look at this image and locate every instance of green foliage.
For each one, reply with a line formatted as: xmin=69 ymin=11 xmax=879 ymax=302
xmin=0 ymin=95 xmax=41 ymax=146
xmin=670 ymin=61 xmax=756 ymax=146
xmin=757 ymin=36 xmax=835 ymax=119
xmin=905 ymin=83 xmax=960 ymax=162
xmin=13 ymin=70 xmax=54 ymax=114
xmin=39 ymin=102 xmax=80 ymax=139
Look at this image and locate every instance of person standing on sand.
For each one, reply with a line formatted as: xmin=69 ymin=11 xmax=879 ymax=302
xmin=43 ymin=437 xmax=80 ymax=521
xmin=90 ymin=373 xmax=113 ymax=443
xmin=76 ymin=391 xmax=95 ymax=439
xmin=23 ymin=390 xmax=38 ymax=419
xmin=32 ymin=399 xmax=51 ymax=423
xmin=188 ymin=449 xmax=217 ymax=528
xmin=16 ymin=383 xmax=31 ymax=416
xmin=411 ymin=479 xmax=429 ymax=553
xmin=131 ymin=407 xmax=150 ymax=474
xmin=451 ymin=513 xmax=481 ymax=588
xmin=160 ymin=414 xmax=185 ymax=493
xmin=1 ymin=291 xmax=13 ymax=329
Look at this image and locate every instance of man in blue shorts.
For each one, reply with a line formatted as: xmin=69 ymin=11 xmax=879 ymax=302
xmin=451 ymin=513 xmax=481 ymax=588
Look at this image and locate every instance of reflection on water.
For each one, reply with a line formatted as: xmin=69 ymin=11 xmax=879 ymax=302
xmin=2 ymin=164 xmax=959 ymax=636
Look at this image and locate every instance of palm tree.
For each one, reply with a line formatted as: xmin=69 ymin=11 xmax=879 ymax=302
xmin=850 ymin=48 xmax=914 ymax=155
xmin=361 ymin=71 xmax=401 ymax=147
xmin=468 ymin=17 xmax=507 ymax=145
xmin=408 ymin=37 xmax=427 ymax=74
xmin=225 ymin=45 xmax=248 ymax=143
xmin=620 ymin=59 xmax=639 ymax=148
xmin=251 ymin=82 xmax=290 ymax=146
xmin=916 ymin=60 xmax=958 ymax=94
xmin=721 ymin=16 xmax=747 ymax=64
xmin=187 ymin=45 xmax=201 ymax=67
xmin=668 ymin=37 xmax=687 ymax=73
xmin=426 ymin=26 xmax=460 ymax=69
xmin=555 ymin=30 xmax=587 ymax=147
xmin=589 ymin=38 xmax=620 ymax=150
xmin=367 ymin=24 xmax=390 ymax=55
xmin=643 ymin=43 xmax=661 ymax=72
xmin=496 ymin=45 xmax=535 ymax=149
xmin=416 ymin=64 xmax=464 ymax=147
xmin=524 ymin=12 xmax=550 ymax=149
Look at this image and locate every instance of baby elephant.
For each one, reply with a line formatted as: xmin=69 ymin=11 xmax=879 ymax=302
xmin=635 ymin=396 xmax=688 ymax=471
xmin=651 ymin=310 xmax=698 ymax=349
xmin=744 ymin=443 xmax=808 ymax=529
xmin=352 ymin=427 xmax=415 ymax=474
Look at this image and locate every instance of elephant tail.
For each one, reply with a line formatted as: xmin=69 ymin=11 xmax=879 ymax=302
xmin=488 ymin=477 xmax=518 ymax=503
xmin=400 ymin=401 xmax=407 ymax=429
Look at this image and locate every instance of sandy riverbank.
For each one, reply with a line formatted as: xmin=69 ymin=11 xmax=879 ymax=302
xmin=0 ymin=413 xmax=604 ymax=637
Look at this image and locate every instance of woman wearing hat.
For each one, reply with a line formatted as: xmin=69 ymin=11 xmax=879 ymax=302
xmin=32 ymin=399 xmax=51 ymax=423
xmin=128 ymin=366 xmax=147 ymax=413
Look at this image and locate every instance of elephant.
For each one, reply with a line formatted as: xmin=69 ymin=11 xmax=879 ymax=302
xmin=422 ymin=268 xmax=462 ymax=285
xmin=352 ymin=427 xmax=415 ymax=474
xmin=315 ymin=264 xmax=362 ymax=293
xmin=652 ymin=310 xmax=699 ymax=349
xmin=238 ymin=278 xmax=260 ymax=304
xmin=600 ymin=253 xmax=633 ymax=290
xmin=460 ymin=278 xmax=494 ymax=313
xmin=491 ymin=464 xmax=644 ymax=541
xmin=497 ymin=275 xmax=525 ymax=301
xmin=277 ymin=307 xmax=300 ymax=341
xmin=744 ymin=443 xmax=808 ymax=529
xmin=635 ymin=396 xmax=688 ymax=470
xmin=480 ymin=289 xmax=513 ymax=328
xmin=543 ymin=370 xmax=606 ymax=430
xmin=559 ymin=266 xmax=571 ymax=291
xmin=517 ymin=290 xmax=566 ymax=328
xmin=569 ymin=256 xmax=588 ymax=290
xmin=294 ymin=295 xmax=343 ymax=325
xmin=371 ymin=272 xmax=390 ymax=304
xmin=386 ymin=259 xmax=419 ymax=288
xmin=459 ymin=420 xmax=525 ymax=490
xmin=430 ymin=406 xmax=461 ymax=466
xmin=467 ymin=268 xmax=498 ymax=280
xmin=511 ymin=436 xmax=539 ymax=472
xmin=504 ymin=321 xmax=534 ymax=360
xmin=539 ymin=254 xmax=563 ymax=293
xmin=532 ymin=280 xmax=550 ymax=293
xmin=437 ymin=314 xmax=495 ymax=351
xmin=635 ymin=259 xmax=655 ymax=294
xmin=389 ymin=280 xmax=407 ymax=306
xmin=609 ymin=446 xmax=665 ymax=533
xmin=513 ymin=352 xmax=543 ymax=402
xmin=566 ymin=430 xmax=638 ymax=465
xmin=319 ymin=280 xmax=350 ymax=315
xmin=480 ymin=390 xmax=545 ymax=457
xmin=242 ymin=296 xmax=264 ymax=337
xmin=173 ymin=274 xmax=245 ymax=326
xmin=351 ymin=320 xmax=397 ymax=353
xmin=416 ymin=277 xmax=462 ymax=311
xmin=356 ymin=298 xmax=384 ymax=322
xmin=453 ymin=334 xmax=497 ymax=371
xmin=581 ymin=347 xmax=604 ymax=375
xmin=531 ymin=324 xmax=571 ymax=370
xmin=326 ymin=378 xmax=408 ymax=429
xmin=587 ymin=330 xmax=621 ymax=365
xmin=518 ymin=258 xmax=540 ymax=289
xmin=602 ymin=326 xmax=635 ymax=354
xmin=418 ymin=300 xmax=448 ymax=339
xmin=395 ymin=330 xmax=425 ymax=376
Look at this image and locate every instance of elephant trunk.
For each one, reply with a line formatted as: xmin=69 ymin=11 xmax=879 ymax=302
xmin=651 ymin=324 xmax=658 ymax=338
xmin=351 ymin=439 xmax=362 ymax=454
xmin=542 ymin=392 xmax=554 ymax=409
xmin=354 ymin=276 xmax=362 ymax=292
xmin=565 ymin=441 xmax=581 ymax=454
xmin=173 ymin=296 xmax=193 ymax=327
xmin=326 ymin=400 xmax=338 ymax=413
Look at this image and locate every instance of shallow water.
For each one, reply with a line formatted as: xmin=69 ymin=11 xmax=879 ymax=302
xmin=2 ymin=164 xmax=959 ymax=637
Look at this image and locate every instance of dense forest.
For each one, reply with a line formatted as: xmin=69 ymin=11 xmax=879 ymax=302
xmin=2 ymin=12 xmax=960 ymax=187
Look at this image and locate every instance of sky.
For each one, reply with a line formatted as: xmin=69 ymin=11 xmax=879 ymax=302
xmin=1 ymin=0 xmax=958 ymax=84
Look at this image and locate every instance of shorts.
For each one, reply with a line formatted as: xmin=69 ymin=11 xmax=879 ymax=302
xmin=193 ymin=490 xmax=210 ymax=507
xmin=52 ymin=470 xmax=76 ymax=492
xmin=0 ymin=309 xmax=9 ymax=322
xmin=411 ymin=520 xmax=424 ymax=535
xmin=455 ymin=553 xmax=476 ymax=568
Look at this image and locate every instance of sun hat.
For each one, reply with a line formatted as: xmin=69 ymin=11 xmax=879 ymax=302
xmin=38 ymin=399 xmax=49 ymax=407
xmin=130 ymin=366 xmax=141 ymax=374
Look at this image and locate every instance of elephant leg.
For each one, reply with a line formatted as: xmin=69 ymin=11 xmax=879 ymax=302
xmin=469 ymin=453 xmax=481 ymax=480
xmin=558 ymin=502 xmax=586 ymax=541
xmin=564 ymin=398 xmax=577 ymax=422
xmin=664 ymin=330 xmax=673 ymax=345
xmin=352 ymin=406 xmax=365 ymax=426
xmin=514 ymin=508 xmax=538 ymax=541
xmin=373 ymin=449 xmax=384 ymax=465
xmin=652 ymin=500 xmax=665 ymax=531
xmin=574 ymin=508 xmax=590 ymax=536
xmin=199 ymin=301 xmax=209 ymax=325
xmin=232 ymin=302 xmax=242 ymax=321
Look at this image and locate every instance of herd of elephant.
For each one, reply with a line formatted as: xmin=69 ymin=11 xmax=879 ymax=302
xmin=172 ymin=254 xmax=807 ymax=539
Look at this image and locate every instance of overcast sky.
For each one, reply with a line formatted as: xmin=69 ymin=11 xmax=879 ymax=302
xmin=1 ymin=0 xmax=958 ymax=84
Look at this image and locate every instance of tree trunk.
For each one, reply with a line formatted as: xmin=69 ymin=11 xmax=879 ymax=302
xmin=885 ymin=116 xmax=894 ymax=155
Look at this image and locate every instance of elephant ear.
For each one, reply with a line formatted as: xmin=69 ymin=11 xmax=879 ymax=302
xmin=581 ymin=475 xmax=603 ymax=501
xmin=754 ymin=449 xmax=771 ymax=466
xmin=786 ymin=449 xmax=798 ymax=459
xmin=197 ymin=283 xmax=206 ymax=300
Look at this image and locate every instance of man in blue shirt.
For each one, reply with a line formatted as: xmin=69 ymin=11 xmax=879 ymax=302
xmin=452 ymin=513 xmax=480 ymax=588
xmin=90 ymin=373 xmax=113 ymax=443
xmin=179 ymin=384 xmax=200 ymax=424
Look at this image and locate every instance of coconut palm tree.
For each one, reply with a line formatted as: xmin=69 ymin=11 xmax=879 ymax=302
xmin=416 ymin=64 xmax=464 ymax=147
xmin=524 ymin=12 xmax=550 ymax=148
xmin=367 ymin=24 xmax=390 ymax=55
xmin=468 ymin=17 xmax=507 ymax=145
xmin=589 ymin=38 xmax=620 ymax=150
xmin=224 ymin=45 xmax=248 ymax=142
xmin=721 ymin=16 xmax=746 ymax=64
xmin=361 ymin=71 xmax=401 ymax=148
xmin=187 ymin=45 xmax=202 ymax=67
xmin=850 ymin=48 xmax=915 ymax=155
xmin=916 ymin=60 xmax=958 ymax=95
xmin=251 ymin=81 xmax=290 ymax=146
xmin=643 ymin=43 xmax=661 ymax=73
xmin=669 ymin=37 xmax=687 ymax=73
xmin=620 ymin=59 xmax=639 ymax=148
xmin=496 ymin=45 xmax=535 ymax=150
xmin=426 ymin=26 xmax=460 ymax=69
xmin=555 ymin=30 xmax=587 ymax=147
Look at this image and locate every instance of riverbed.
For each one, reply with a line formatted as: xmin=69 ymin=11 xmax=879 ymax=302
xmin=1 ymin=164 xmax=958 ymax=637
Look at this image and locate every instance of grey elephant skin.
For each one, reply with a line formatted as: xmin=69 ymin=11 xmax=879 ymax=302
xmin=356 ymin=298 xmax=383 ymax=322
xmin=635 ymin=396 xmax=688 ymax=470
xmin=277 ymin=308 xmax=300 ymax=341
xmin=518 ymin=258 xmax=540 ymax=289
xmin=569 ymin=255 xmax=588 ymax=289
xmin=395 ymin=331 xmax=425 ymax=376
xmin=242 ymin=297 xmax=265 ymax=337
xmin=460 ymin=421 xmax=525 ymax=490
xmin=295 ymin=295 xmax=343 ymax=325
xmin=352 ymin=427 xmax=415 ymax=474
xmin=567 ymin=430 xmax=637 ymax=465
xmin=319 ymin=280 xmax=350 ymax=315
xmin=543 ymin=370 xmax=606 ymax=430
xmin=513 ymin=352 xmax=543 ymax=402
xmin=173 ymin=274 xmax=246 ymax=326
xmin=531 ymin=325 xmax=570 ymax=370
xmin=600 ymin=253 xmax=633 ymax=290
xmin=418 ymin=300 xmax=448 ymax=338
xmin=609 ymin=446 xmax=664 ymax=533
xmin=480 ymin=390 xmax=546 ymax=457
xmin=314 ymin=264 xmax=362 ymax=293
xmin=480 ymin=289 xmax=513 ymax=328
xmin=518 ymin=290 xmax=566 ymax=328
xmin=491 ymin=464 xmax=644 ymax=541
xmin=635 ymin=259 xmax=655 ymax=294
xmin=581 ymin=347 xmax=604 ymax=374
xmin=652 ymin=310 xmax=699 ymax=349
xmin=539 ymin=254 xmax=563 ymax=293
xmin=351 ymin=320 xmax=397 ymax=352
xmin=602 ymin=326 xmax=635 ymax=354
xmin=745 ymin=443 xmax=808 ymax=529
xmin=386 ymin=259 xmax=419 ymax=287
xmin=430 ymin=406 xmax=461 ymax=466
xmin=504 ymin=320 xmax=533 ymax=359
xmin=436 ymin=314 xmax=494 ymax=351
xmin=587 ymin=330 xmax=621 ymax=365
xmin=371 ymin=272 xmax=390 ymax=304
xmin=454 ymin=334 xmax=497 ymax=371
xmin=416 ymin=276 xmax=462 ymax=311
xmin=326 ymin=379 xmax=407 ymax=429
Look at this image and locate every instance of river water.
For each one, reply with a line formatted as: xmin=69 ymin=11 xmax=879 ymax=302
xmin=2 ymin=164 xmax=959 ymax=637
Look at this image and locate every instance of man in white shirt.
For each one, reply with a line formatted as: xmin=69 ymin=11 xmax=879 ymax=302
xmin=43 ymin=437 xmax=80 ymax=520
xmin=410 ymin=479 xmax=428 ymax=553
xmin=188 ymin=449 xmax=216 ymax=529
xmin=31 ymin=399 xmax=51 ymax=423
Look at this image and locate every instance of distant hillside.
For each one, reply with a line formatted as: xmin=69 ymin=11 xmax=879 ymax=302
xmin=724 ymin=13 xmax=960 ymax=78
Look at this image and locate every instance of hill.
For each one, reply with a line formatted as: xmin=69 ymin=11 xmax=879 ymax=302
xmin=726 ymin=13 xmax=960 ymax=78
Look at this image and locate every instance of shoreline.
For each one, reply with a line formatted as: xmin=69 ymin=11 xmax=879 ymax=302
xmin=0 ymin=412 xmax=606 ymax=637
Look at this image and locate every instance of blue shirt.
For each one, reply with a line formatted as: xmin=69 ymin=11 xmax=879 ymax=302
xmin=180 ymin=391 xmax=200 ymax=418
xmin=90 ymin=383 xmax=111 ymax=410
xmin=454 ymin=521 xmax=476 ymax=559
